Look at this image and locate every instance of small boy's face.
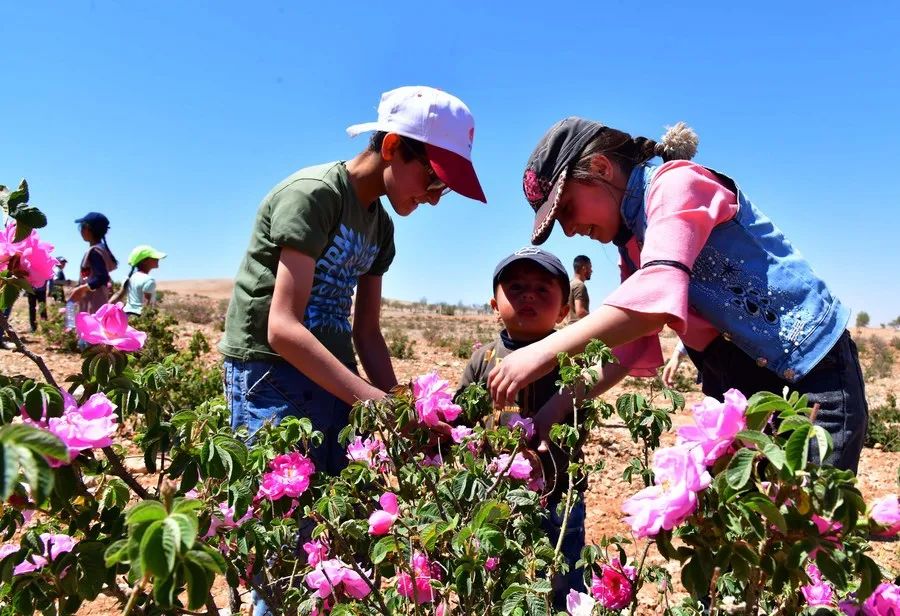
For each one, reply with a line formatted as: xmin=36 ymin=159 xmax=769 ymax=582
xmin=491 ymin=261 xmax=569 ymax=341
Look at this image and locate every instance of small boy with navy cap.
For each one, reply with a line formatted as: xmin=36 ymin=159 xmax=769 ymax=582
xmin=457 ymin=247 xmax=587 ymax=607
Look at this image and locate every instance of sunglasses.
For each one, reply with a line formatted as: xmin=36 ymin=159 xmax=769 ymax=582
xmin=399 ymin=138 xmax=451 ymax=196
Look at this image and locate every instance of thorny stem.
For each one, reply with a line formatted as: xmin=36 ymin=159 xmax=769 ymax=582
xmin=103 ymin=446 xmax=151 ymax=500
xmin=121 ymin=575 xmax=148 ymax=616
xmin=629 ymin=541 xmax=653 ymax=616
xmin=0 ymin=311 xmax=153 ymax=503
xmin=553 ymin=400 xmax=579 ymax=557
xmin=377 ymin=405 xmax=457 ymax=518
xmin=319 ymin=516 xmax=391 ymax=615
xmin=708 ymin=566 xmax=722 ymax=616
xmin=0 ymin=311 xmax=60 ymax=389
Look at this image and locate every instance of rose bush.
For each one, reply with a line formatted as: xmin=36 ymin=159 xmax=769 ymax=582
xmin=0 ymin=182 xmax=897 ymax=615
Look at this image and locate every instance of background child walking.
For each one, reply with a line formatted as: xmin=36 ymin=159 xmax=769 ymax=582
xmin=121 ymin=245 xmax=166 ymax=317
xmin=68 ymin=212 xmax=117 ymax=313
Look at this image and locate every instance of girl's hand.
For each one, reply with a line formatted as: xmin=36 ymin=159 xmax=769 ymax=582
xmin=487 ymin=344 xmax=556 ymax=408
xmin=68 ymin=285 xmax=88 ymax=302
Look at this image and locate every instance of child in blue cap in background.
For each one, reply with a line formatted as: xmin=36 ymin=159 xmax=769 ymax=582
xmin=69 ymin=212 xmax=118 ymax=313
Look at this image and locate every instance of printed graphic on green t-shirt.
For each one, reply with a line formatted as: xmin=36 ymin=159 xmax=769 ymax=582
xmin=219 ymin=162 xmax=395 ymax=365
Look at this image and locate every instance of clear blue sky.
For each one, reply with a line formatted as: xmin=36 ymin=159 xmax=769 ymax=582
xmin=3 ymin=1 xmax=899 ymax=325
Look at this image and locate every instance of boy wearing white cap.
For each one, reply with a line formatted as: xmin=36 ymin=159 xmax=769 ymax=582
xmin=219 ymin=86 xmax=486 ymax=479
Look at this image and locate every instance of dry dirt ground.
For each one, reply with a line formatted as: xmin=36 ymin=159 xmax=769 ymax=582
xmin=1 ymin=280 xmax=897 ymax=615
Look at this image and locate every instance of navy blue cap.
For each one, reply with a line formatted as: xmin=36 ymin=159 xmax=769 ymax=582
xmin=492 ymin=247 xmax=570 ymax=297
xmin=74 ymin=212 xmax=110 ymax=234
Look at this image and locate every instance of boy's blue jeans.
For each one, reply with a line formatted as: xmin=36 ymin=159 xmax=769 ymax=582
xmin=543 ymin=494 xmax=587 ymax=609
xmin=223 ymin=357 xmax=355 ymax=616
xmin=224 ymin=357 xmax=354 ymax=474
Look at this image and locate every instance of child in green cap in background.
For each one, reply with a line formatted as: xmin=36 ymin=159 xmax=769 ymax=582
xmin=122 ymin=244 xmax=166 ymax=317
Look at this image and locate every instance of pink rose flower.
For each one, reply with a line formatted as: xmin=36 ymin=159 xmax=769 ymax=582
xmin=0 ymin=223 xmax=59 ymax=287
xmin=621 ymin=445 xmax=711 ymax=537
xmin=368 ymin=492 xmax=399 ymax=536
xmin=0 ymin=533 xmax=76 ymax=575
xmin=347 ymin=436 xmax=389 ymax=470
xmin=869 ymin=494 xmax=900 ymax=537
xmin=423 ymin=452 xmax=443 ymax=467
xmin=591 ymin=559 xmax=636 ymax=610
xmin=862 ymin=582 xmax=900 ymax=614
xmin=566 ymin=590 xmax=596 ymax=616
xmin=48 ymin=391 xmax=118 ymax=458
xmin=396 ymin=551 xmax=439 ymax=604
xmin=204 ymin=502 xmax=254 ymax=538
xmin=451 ymin=425 xmax=474 ymax=443
xmin=839 ymin=599 xmax=861 ymax=615
xmin=677 ymin=388 xmax=747 ymax=464
xmin=257 ymin=452 xmax=315 ymax=500
xmin=801 ymin=564 xmax=834 ymax=607
xmin=76 ymin=303 xmax=147 ymax=351
xmin=484 ymin=556 xmax=499 ymax=571
xmin=412 ymin=373 xmax=462 ymax=426
xmin=489 ymin=453 xmax=532 ymax=480
xmin=303 ymin=539 xmax=329 ymax=568
xmin=24 ymin=389 xmax=118 ymax=465
xmin=502 ymin=413 xmax=535 ymax=441
xmin=304 ymin=558 xmax=371 ymax=600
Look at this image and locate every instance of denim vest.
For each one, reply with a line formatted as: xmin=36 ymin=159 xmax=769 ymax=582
xmin=619 ymin=164 xmax=849 ymax=382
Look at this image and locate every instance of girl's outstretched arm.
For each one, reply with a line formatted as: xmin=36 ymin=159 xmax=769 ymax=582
xmin=487 ymin=305 xmax=667 ymax=407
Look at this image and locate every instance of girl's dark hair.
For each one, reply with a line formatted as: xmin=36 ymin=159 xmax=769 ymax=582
xmin=87 ymin=225 xmax=118 ymax=269
xmin=571 ymin=122 xmax=699 ymax=182
xmin=368 ymin=131 xmax=426 ymax=163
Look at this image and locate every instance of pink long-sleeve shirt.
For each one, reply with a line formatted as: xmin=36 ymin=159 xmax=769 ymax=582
xmin=605 ymin=160 xmax=740 ymax=376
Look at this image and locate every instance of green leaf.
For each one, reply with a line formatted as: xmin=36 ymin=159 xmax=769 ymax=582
xmin=760 ymin=443 xmax=786 ymax=470
xmin=140 ymin=520 xmax=175 ymax=578
xmin=126 ymin=500 xmax=167 ymax=526
xmin=6 ymin=180 xmax=29 ymax=210
xmin=168 ymin=513 xmax=198 ymax=550
xmin=0 ymin=423 xmax=68 ymax=461
xmin=777 ymin=414 xmax=811 ymax=434
xmin=472 ymin=500 xmax=510 ymax=530
xmin=811 ymin=425 xmax=833 ymax=463
xmin=12 ymin=207 xmax=48 ymax=240
xmin=152 ymin=570 xmax=177 ymax=607
xmin=784 ymin=424 xmax=811 ymax=473
xmin=172 ymin=497 xmax=204 ymax=514
xmin=183 ymin=560 xmax=210 ymax=610
xmin=0 ymin=443 xmax=21 ymax=501
xmin=725 ymin=449 xmax=756 ymax=490
xmin=814 ymin=550 xmax=847 ymax=589
xmin=185 ymin=549 xmax=223 ymax=573
xmin=743 ymin=494 xmax=787 ymax=533
xmin=370 ymin=536 xmax=400 ymax=565
xmin=856 ymin=554 xmax=884 ymax=601
xmin=100 ymin=477 xmax=130 ymax=511
xmin=735 ymin=430 xmax=773 ymax=448
xmin=104 ymin=539 xmax=130 ymax=567
xmin=17 ymin=444 xmax=54 ymax=503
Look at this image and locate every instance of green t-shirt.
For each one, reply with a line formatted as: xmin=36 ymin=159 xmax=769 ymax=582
xmin=218 ymin=162 xmax=396 ymax=365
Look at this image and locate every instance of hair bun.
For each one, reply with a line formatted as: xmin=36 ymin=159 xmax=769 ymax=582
xmin=657 ymin=122 xmax=698 ymax=161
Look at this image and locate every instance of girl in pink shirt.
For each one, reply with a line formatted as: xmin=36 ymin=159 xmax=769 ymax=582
xmin=490 ymin=117 xmax=866 ymax=472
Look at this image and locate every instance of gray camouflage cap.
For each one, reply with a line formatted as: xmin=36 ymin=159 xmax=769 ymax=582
xmin=522 ymin=117 xmax=606 ymax=245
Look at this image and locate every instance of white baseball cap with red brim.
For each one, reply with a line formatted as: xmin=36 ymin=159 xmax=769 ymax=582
xmin=346 ymin=86 xmax=487 ymax=203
